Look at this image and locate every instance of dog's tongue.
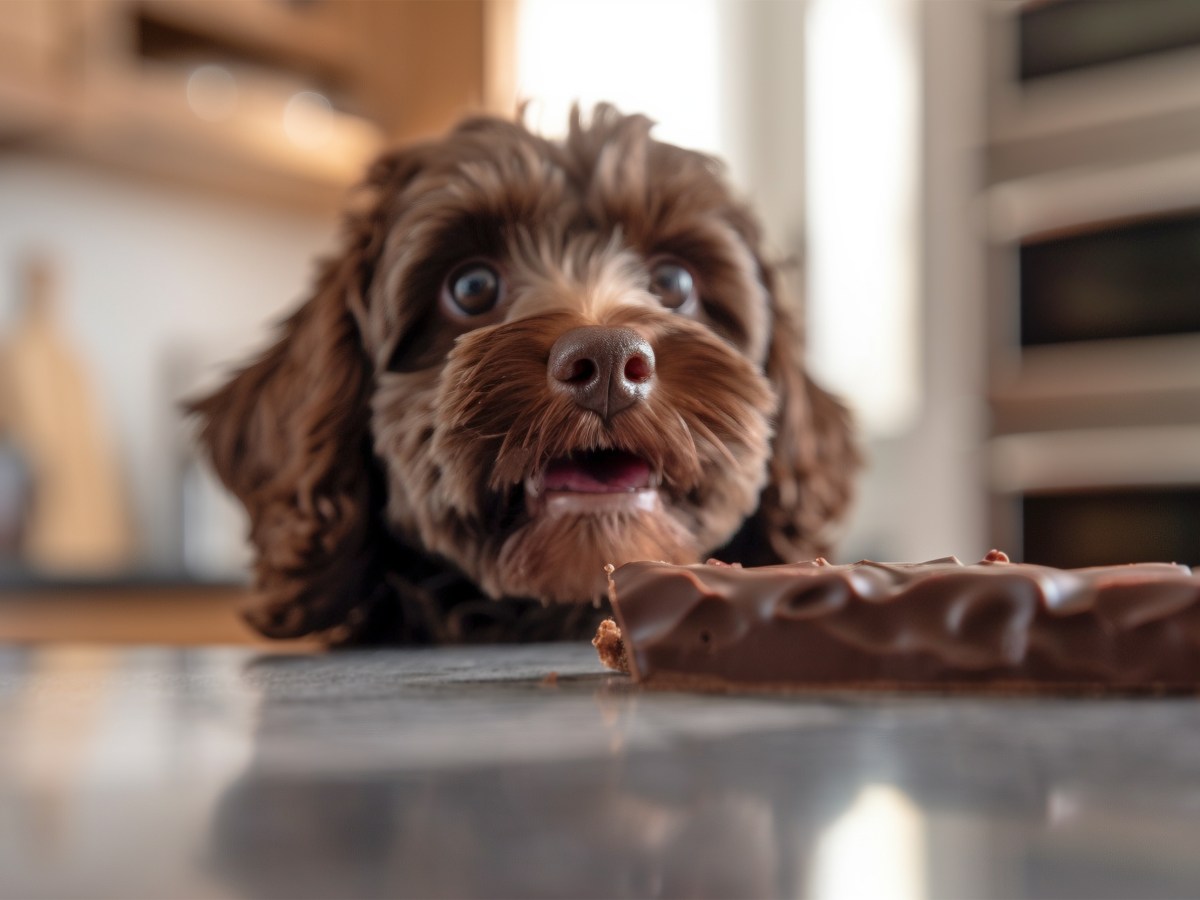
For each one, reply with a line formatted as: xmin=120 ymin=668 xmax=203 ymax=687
xmin=543 ymin=451 xmax=652 ymax=493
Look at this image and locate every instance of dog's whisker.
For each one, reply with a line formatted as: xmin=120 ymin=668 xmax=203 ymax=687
xmin=689 ymin=417 xmax=740 ymax=469
xmin=688 ymin=394 xmax=742 ymax=427
xmin=668 ymin=408 xmax=703 ymax=475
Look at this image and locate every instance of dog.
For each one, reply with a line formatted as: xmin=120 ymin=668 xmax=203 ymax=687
xmin=191 ymin=105 xmax=858 ymax=644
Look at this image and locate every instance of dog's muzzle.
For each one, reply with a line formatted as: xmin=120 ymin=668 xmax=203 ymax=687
xmin=522 ymin=325 xmax=661 ymax=515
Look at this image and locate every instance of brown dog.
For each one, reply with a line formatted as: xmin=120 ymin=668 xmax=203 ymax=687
xmin=192 ymin=105 xmax=858 ymax=644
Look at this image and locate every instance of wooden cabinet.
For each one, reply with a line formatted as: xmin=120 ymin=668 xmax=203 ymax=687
xmin=0 ymin=1 xmax=72 ymax=137
xmin=0 ymin=0 xmax=498 ymax=212
xmin=983 ymin=0 xmax=1200 ymax=567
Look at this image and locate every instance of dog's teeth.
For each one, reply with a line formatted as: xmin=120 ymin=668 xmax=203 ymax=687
xmin=524 ymin=475 xmax=541 ymax=499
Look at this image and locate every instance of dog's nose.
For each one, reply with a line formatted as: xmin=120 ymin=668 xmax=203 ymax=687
xmin=548 ymin=326 xmax=655 ymax=419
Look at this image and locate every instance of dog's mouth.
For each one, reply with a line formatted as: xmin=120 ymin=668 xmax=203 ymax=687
xmin=543 ymin=449 xmax=654 ymax=493
xmin=523 ymin=449 xmax=661 ymax=515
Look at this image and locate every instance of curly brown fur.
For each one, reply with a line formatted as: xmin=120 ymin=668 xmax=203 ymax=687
xmin=191 ymin=105 xmax=859 ymax=643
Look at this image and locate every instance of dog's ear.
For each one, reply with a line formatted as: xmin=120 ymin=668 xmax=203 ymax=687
xmin=759 ymin=285 xmax=859 ymax=561
xmin=188 ymin=152 xmax=425 ymax=639
xmin=190 ymin=251 xmax=381 ymax=638
xmin=719 ymin=256 xmax=860 ymax=565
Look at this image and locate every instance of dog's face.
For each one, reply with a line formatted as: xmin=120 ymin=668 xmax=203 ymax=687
xmin=194 ymin=106 xmax=857 ymax=640
xmin=368 ymin=114 xmax=781 ymax=604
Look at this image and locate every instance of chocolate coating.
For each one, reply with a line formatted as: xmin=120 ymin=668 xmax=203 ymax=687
xmin=606 ymin=554 xmax=1200 ymax=691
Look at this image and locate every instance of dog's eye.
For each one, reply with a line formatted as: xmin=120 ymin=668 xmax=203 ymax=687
xmin=649 ymin=262 xmax=696 ymax=310
xmin=448 ymin=263 xmax=501 ymax=315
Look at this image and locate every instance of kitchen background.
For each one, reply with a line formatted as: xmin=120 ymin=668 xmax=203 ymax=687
xmin=2 ymin=0 xmax=1197 ymax=641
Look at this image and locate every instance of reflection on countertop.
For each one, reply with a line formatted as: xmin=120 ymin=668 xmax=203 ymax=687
xmin=2 ymin=643 xmax=1200 ymax=899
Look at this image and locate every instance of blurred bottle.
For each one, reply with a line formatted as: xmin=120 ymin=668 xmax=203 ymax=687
xmin=0 ymin=431 xmax=32 ymax=562
xmin=0 ymin=284 xmax=32 ymax=565
xmin=0 ymin=255 xmax=135 ymax=574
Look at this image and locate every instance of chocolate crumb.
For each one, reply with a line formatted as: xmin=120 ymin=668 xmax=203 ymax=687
xmin=540 ymin=671 xmax=559 ymax=687
xmin=592 ymin=618 xmax=629 ymax=673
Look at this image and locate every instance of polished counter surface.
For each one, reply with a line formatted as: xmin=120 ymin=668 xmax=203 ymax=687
xmin=2 ymin=642 xmax=1200 ymax=899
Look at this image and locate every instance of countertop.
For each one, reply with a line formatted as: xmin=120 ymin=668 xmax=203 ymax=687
xmin=3 ymin=642 xmax=1200 ymax=899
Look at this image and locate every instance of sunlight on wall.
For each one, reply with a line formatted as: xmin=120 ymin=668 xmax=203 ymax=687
xmin=515 ymin=0 xmax=922 ymax=440
xmin=515 ymin=0 xmax=722 ymax=154
xmin=808 ymin=782 xmax=926 ymax=900
xmin=806 ymin=0 xmax=920 ymax=437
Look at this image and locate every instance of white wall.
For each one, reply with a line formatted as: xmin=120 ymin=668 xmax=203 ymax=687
xmin=0 ymin=156 xmax=338 ymax=573
xmin=719 ymin=0 xmax=988 ymax=563
xmin=835 ymin=2 xmax=988 ymax=563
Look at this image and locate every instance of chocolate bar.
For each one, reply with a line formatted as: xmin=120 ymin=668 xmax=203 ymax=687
xmin=600 ymin=552 xmax=1200 ymax=692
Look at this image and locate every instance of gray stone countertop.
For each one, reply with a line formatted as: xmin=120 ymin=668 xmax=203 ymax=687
xmin=2 ymin=642 xmax=1200 ymax=899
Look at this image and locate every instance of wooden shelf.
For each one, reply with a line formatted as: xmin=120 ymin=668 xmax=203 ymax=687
xmin=0 ymin=0 xmax=495 ymax=212
xmin=0 ymin=584 xmax=321 ymax=647
xmin=68 ymin=59 xmax=384 ymax=211
xmin=134 ymin=0 xmax=356 ymax=87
